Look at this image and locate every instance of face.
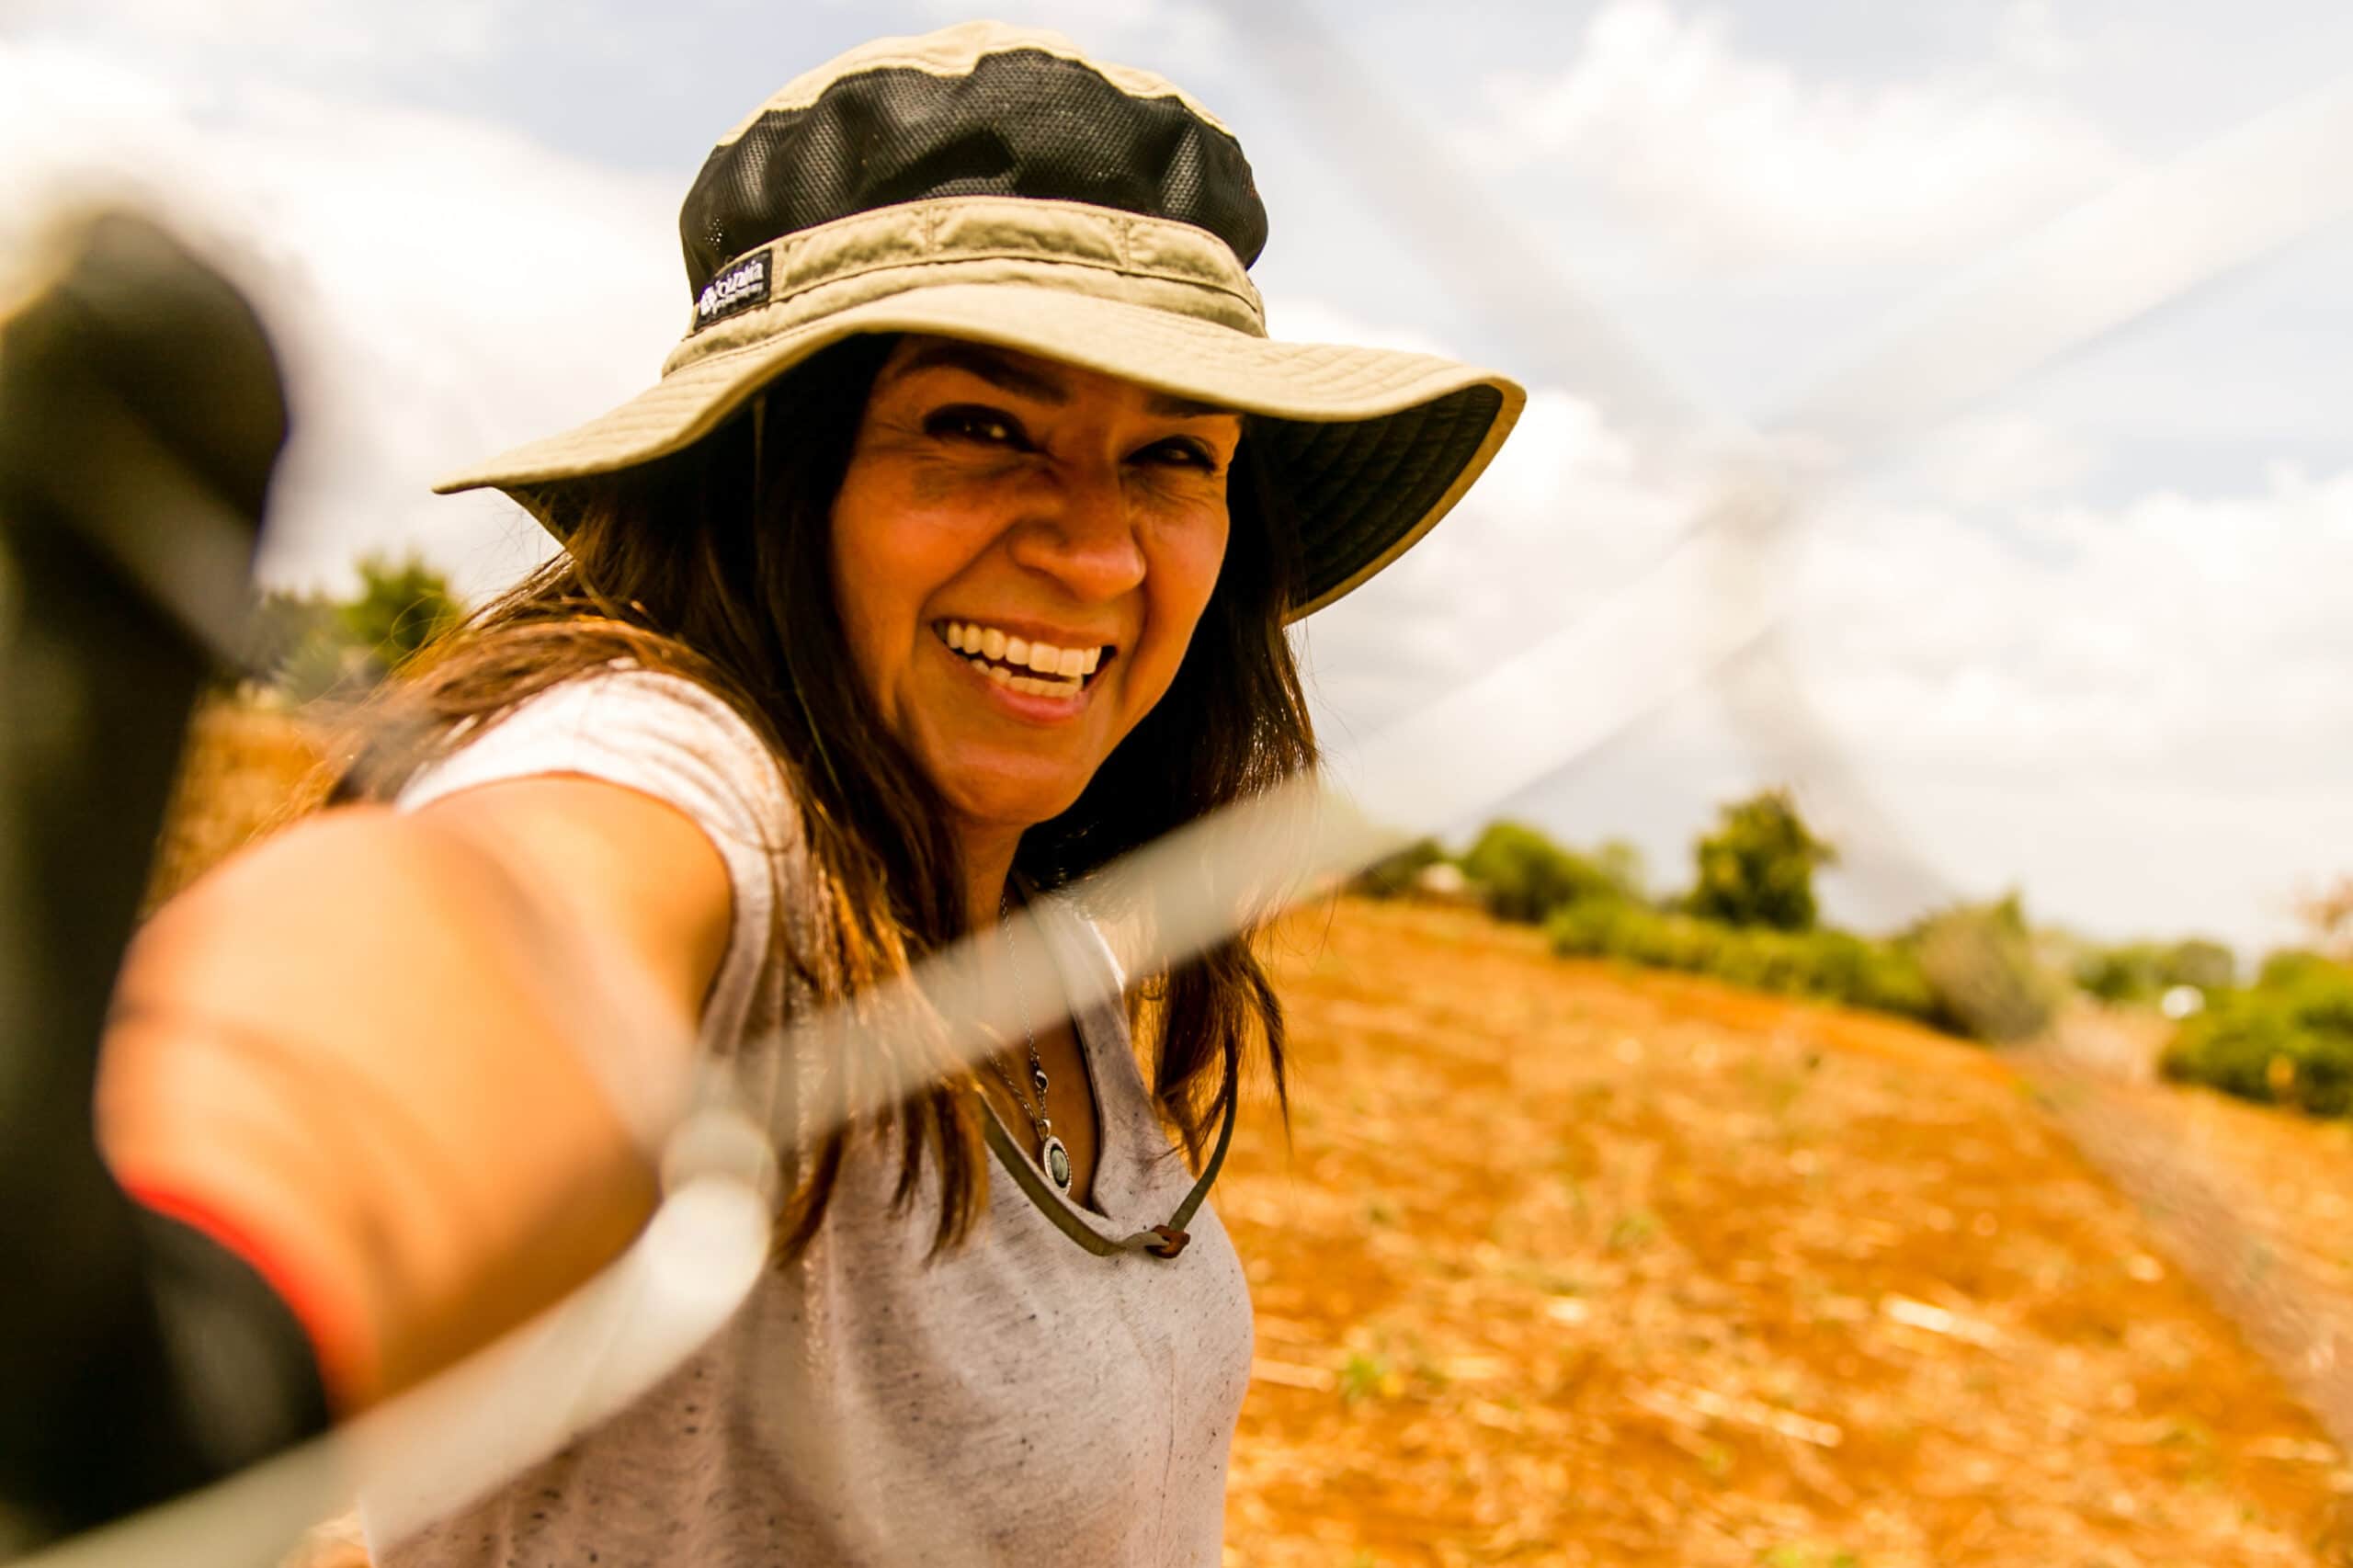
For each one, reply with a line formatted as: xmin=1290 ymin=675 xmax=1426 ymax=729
xmin=829 ymin=335 xmax=1243 ymax=847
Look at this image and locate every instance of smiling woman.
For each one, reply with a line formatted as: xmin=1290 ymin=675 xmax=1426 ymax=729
xmin=89 ymin=18 xmax=1520 ymax=1568
xmin=835 ymin=340 xmax=1243 ymax=874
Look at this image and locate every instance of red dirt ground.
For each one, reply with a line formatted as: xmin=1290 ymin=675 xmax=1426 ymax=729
xmin=1221 ymin=899 xmax=2353 ymax=1567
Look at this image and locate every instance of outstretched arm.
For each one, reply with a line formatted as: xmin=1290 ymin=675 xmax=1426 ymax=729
xmin=97 ymin=775 xmax=734 ymax=1411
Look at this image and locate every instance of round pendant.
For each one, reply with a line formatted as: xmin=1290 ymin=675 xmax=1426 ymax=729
xmin=1042 ymin=1134 xmax=1072 ymax=1193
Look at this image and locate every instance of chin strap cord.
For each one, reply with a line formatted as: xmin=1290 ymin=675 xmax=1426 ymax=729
xmin=979 ymin=1079 xmax=1236 ymax=1259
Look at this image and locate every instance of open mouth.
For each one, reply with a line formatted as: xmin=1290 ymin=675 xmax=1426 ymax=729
xmin=933 ymin=619 xmax=1116 ymax=699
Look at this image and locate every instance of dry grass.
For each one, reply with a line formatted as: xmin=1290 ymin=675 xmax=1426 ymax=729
xmin=1222 ymin=900 xmax=2353 ymax=1567
xmin=144 ymin=695 xmax=334 ymax=910
xmin=2102 ymin=1073 xmax=2353 ymax=1311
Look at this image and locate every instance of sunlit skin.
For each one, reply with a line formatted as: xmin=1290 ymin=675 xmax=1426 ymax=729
xmin=829 ymin=336 xmax=1243 ymax=1206
xmin=830 ymin=335 xmax=1243 ymax=925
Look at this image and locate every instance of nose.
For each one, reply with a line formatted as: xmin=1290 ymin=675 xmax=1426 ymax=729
xmin=1005 ymin=459 xmax=1146 ymax=601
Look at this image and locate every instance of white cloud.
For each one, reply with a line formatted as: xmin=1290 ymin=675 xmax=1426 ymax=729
xmin=1792 ymin=465 xmax=2353 ymax=780
xmin=1755 ymin=463 xmax=2353 ymax=944
xmin=12 ymin=0 xmax=501 ymax=73
xmin=1997 ymin=0 xmax=2085 ymax=76
xmin=1297 ymin=371 xmax=1718 ymax=733
xmin=1882 ymin=412 xmax=2100 ymax=511
xmin=1281 ymin=286 xmax=2351 ymax=947
xmin=891 ymin=0 xmax=1232 ymax=75
xmin=0 ymin=38 xmax=680 ymax=599
xmin=1469 ymin=0 xmax=2132 ymax=267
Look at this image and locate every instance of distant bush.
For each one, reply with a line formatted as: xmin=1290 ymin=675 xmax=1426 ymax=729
xmin=1910 ymin=896 xmax=2064 ymax=1043
xmin=2257 ymin=949 xmax=2346 ymax=990
xmin=1348 ymin=836 xmax=1449 ymax=900
xmin=1685 ymin=790 xmax=1835 ymax=932
xmin=257 ymin=553 xmax=466 ymax=703
xmin=1594 ymin=837 xmax=1650 ymax=904
xmin=2161 ymin=953 xmax=2353 ymax=1118
xmin=1460 ymin=820 xmax=1627 ymax=925
xmin=2076 ymin=937 xmax=2237 ymax=1005
xmin=1443 ymin=798 xmax=2071 ymax=1044
xmin=1547 ymin=901 xmax=1938 ymax=1023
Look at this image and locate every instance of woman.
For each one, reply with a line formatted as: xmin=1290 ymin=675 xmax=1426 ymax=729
xmin=97 ymin=21 xmax=1521 ymax=1565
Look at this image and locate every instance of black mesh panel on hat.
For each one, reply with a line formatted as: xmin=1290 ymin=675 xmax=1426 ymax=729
xmin=681 ymin=48 xmax=1267 ymax=298
xmin=1256 ymin=386 xmax=1507 ymax=610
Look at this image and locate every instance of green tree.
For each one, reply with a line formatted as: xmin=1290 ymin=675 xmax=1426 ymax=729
xmin=1684 ymin=789 xmax=1835 ymax=932
xmin=339 ymin=553 xmax=463 ymax=668
xmin=1459 ymin=820 xmax=1623 ymax=925
xmin=261 ymin=552 xmax=465 ymax=702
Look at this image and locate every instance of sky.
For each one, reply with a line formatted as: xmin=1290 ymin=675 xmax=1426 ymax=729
xmin=3 ymin=0 xmax=2348 ymax=953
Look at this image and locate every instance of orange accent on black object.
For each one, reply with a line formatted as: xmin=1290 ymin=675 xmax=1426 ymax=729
xmin=1144 ymin=1226 xmax=1190 ymax=1258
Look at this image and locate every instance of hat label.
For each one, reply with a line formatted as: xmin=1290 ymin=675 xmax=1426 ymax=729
xmin=694 ymin=248 xmax=771 ymax=331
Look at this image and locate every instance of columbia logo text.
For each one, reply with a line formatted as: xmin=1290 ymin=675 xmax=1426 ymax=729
xmin=695 ymin=251 xmax=771 ymax=328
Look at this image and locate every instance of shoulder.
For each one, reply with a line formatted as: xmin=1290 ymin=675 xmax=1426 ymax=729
xmin=398 ymin=662 xmax=801 ymax=849
xmin=392 ymin=663 xmax=814 ymax=1042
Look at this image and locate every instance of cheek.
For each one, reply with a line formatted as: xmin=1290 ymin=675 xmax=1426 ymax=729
xmin=1138 ymin=512 xmax=1232 ymax=686
xmin=827 ymin=467 xmax=930 ymax=705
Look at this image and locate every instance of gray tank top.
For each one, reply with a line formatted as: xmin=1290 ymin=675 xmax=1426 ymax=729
xmin=370 ymin=666 xmax=1253 ymax=1566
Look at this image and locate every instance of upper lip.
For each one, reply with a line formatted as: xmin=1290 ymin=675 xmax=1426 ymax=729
xmin=936 ymin=616 xmax=1122 ymax=650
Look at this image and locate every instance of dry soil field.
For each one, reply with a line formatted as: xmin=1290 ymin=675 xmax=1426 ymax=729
xmin=153 ymin=702 xmax=2353 ymax=1567
xmin=1225 ymin=900 xmax=2353 ymax=1567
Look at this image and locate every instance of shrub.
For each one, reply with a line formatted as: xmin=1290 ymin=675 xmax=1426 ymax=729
xmin=1594 ymin=837 xmax=1650 ymax=903
xmin=2165 ymin=939 xmax=2239 ymax=994
xmin=2258 ymin=949 xmax=2344 ymax=990
xmin=2161 ymin=954 xmax=2353 ymax=1118
xmin=1460 ymin=820 xmax=1624 ymax=925
xmin=1684 ymin=790 xmax=1835 ymax=932
xmin=1909 ymin=895 xmax=2063 ymax=1043
xmin=2077 ymin=937 xmax=2237 ymax=1004
xmin=1348 ymin=836 xmax=1449 ymax=900
xmin=259 ymin=553 xmax=465 ymax=703
xmin=1547 ymin=901 xmax=1938 ymax=1023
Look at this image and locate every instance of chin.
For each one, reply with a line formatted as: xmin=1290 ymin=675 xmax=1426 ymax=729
xmin=939 ymin=768 xmax=1093 ymax=837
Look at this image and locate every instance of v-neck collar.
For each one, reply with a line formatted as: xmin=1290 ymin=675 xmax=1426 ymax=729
xmin=996 ymin=888 xmax=1129 ymax=1224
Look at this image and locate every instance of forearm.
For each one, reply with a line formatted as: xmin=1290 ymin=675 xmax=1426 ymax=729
xmin=96 ymin=807 xmax=673 ymax=1410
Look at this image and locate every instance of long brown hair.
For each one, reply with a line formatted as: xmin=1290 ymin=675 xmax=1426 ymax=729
xmin=343 ymin=334 xmax=1314 ymax=1257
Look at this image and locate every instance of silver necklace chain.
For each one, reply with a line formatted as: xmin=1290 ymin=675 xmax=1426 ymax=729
xmin=988 ymin=890 xmax=1073 ymax=1192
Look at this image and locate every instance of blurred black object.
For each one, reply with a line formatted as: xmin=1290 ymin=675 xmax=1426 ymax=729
xmin=0 ymin=213 xmax=330 ymax=1553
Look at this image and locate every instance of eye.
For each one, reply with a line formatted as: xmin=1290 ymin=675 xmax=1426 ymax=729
xmin=925 ymin=404 xmax=1029 ymax=449
xmin=1134 ymin=437 xmax=1220 ymax=472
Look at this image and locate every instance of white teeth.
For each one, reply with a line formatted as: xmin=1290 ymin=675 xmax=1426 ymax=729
xmin=939 ymin=620 xmax=1108 ymax=687
xmin=960 ymin=652 xmax=1081 ymax=699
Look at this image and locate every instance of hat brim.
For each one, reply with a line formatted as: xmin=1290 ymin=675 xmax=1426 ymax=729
xmin=435 ymin=282 xmax=1523 ymax=619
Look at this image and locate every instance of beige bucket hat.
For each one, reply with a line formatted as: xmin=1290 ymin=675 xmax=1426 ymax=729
xmin=436 ymin=21 xmax=1524 ymax=619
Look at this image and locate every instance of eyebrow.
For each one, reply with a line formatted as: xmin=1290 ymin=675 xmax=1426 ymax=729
xmin=885 ymin=340 xmax=1235 ymax=421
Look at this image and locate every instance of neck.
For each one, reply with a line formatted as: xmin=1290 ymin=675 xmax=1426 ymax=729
xmin=961 ymin=825 xmax=1023 ymax=933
